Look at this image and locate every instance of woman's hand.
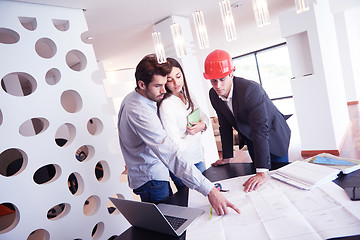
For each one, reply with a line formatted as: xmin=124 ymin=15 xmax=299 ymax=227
xmin=187 ymin=121 xmax=206 ymax=135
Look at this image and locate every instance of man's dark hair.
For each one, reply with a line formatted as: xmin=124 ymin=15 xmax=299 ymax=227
xmin=135 ymin=54 xmax=172 ymax=88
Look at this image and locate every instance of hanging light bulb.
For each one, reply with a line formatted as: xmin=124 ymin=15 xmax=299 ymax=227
xmin=252 ymin=0 xmax=270 ymax=27
xmin=193 ymin=10 xmax=210 ymax=49
xmin=295 ymin=0 xmax=309 ymax=13
xmin=170 ymin=23 xmax=187 ymax=58
xmin=152 ymin=31 xmax=166 ymax=64
xmin=219 ymin=0 xmax=237 ymax=41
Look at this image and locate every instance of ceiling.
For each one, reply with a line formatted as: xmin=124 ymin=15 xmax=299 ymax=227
xmin=8 ymin=0 xmax=296 ymax=71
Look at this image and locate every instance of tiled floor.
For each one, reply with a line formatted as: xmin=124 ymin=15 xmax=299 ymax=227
xmin=230 ymin=99 xmax=360 ymax=164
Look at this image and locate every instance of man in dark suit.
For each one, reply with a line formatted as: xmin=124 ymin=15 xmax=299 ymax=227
xmin=203 ymin=49 xmax=291 ymax=192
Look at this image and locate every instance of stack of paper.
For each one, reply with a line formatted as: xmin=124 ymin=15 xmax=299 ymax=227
xmin=270 ymin=160 xmax=340 ymax=190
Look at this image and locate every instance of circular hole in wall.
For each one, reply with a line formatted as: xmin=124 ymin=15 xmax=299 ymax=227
xmin=68 ymin=172 xmax=84 ymax=195
xmin=87 ymin=118 xmax=103 ymax=136
xmin=61 ymin=90 xmax=83 ymax=113
xmin=19 ymin=117 xmax=49 ymax=137
xmin=91 ymin=222 xmax=104 ymax=240
xmin=33 ymin=164 xmax=61 ymax=185
xmin=0 ymin=202 xmax=19 ymax=233
xmin=47 ymin=203 xmax=70 ymax=220
xmin=75 ymin=145 xmax=94 ymax=162
xmin=18 ymin=17 xmax=37 ymax=31
xmin=0 ymin=28 xmax=20 ymax=44
xmin=83 ymin=195 xmax=100 ymax=216
xmin=55 ymin=123 xmax=76 ymax=147
xmin=0 ymin=148 xmax=27 ymax=177
xmin=66 ymin=50 xmax=87 ymax=71
xmin=45 ymin=68 xmax=61 ymax=85
xmin=52 ymin=19 xmax=70 ymax=31
xmin=108 ymin=194 xmax=125 ymax=215
xmin=1 ymin=72 xmax=37 ymax=97
xmin=27 ymin=229 xmax=50 ymax=240
xmin=95 ymin=161 xmax=110 ymax=182
xmin=35 ymin=38 xmax=57 ymax=59
xmin=0 ymin=109 xmax=3 ymax=126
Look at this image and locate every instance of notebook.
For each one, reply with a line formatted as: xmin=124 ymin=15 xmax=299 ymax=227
xmin=109 ymin=197 xmax=204 ymax=236
xmin=305 ymin=153 xmax=360 ymax=174
xmin=187 ymin=108 xmax=200 ymax=127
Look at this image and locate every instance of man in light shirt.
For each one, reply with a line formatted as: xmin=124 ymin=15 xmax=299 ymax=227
xmin=118 ymin=54 xmax=240 ymax=216
xmin=203 ymin=49 xmax=291 ymax=192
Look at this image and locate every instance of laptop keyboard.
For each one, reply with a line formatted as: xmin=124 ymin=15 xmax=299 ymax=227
xmin=164 ymin=215 xmax=188 ymax=230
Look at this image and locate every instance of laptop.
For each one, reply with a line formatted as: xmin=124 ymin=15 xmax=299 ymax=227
xmin=109 ymin=197 xmax=204 ymax=236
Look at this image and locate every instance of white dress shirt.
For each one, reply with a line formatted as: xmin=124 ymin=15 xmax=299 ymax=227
xmin=159 ymin=93 xmax=209 ymax=165
xmin=117 ymin=90 xmax=213 ymax=196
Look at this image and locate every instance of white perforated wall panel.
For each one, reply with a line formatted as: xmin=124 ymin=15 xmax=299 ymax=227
xmin=0 ymin=1 xmax=132 ymax=239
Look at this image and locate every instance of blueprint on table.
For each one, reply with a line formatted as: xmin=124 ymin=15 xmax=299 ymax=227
xmin=187 ymin=174 xmax=360 ymax=240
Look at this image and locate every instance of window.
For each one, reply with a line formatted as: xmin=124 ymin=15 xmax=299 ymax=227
xmin=233 ymin=54 xmax=260 ymax=84
xmin=233 ymin=43 xmax=293 ymax=100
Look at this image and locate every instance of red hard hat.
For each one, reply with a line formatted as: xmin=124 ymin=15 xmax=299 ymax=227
xmin=203 ymin=49 xmax=235 ymax=79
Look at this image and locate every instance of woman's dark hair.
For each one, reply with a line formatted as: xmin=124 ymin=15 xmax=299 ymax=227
xmin=135 ymin=54 xmax=172 ymax=88
xmin=159 ymin=57 xmax=195 ymax=112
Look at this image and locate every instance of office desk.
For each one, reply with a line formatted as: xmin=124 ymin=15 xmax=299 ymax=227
xmin=115 ymin=163 xmax=360 ymax=240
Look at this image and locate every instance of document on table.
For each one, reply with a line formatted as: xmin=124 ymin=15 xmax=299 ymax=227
xmin=187 ymin=175 xmax=360 ymax=240
xmin=270 ymin=160 xmax=340 ymax=190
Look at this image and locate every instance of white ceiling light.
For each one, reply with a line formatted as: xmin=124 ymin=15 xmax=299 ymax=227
xmin=295 ymin=0 xmax=309 ymax=13
xmin=193 ymin=10 xmax=210 ymax=49
xmin=170 ymin=23 xmax=187 ymax=58
xmin=219 ymin=0 xmax=237 ymax=41
xmin=252 ymin=0 xmax=271 ymax=27
xmin=152 ymin=32 xmax=166 ymax=64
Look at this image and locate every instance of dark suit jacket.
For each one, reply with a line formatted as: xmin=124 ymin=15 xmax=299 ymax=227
xmin=209 ymin=77 xmax=291 ymax=169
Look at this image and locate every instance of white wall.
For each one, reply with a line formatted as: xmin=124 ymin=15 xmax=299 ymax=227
xmin=279 ymin=0 xmax=349 ymax=152
xmin=0 ymin=1 xmax=132 ymax=239
xmin=333 ymin=6 xmax=360 ymax=103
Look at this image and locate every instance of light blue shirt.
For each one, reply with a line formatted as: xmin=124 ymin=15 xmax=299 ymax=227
xmin=117 ymin=90 xmax=213 ymax=196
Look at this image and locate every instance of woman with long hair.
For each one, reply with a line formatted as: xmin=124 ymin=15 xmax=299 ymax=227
xmin=158 ymin=57 xmax=208 ymax=190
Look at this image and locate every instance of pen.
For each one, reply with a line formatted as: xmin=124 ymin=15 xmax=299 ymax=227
xmin=210 ymin=206 xmax=212 ymax=220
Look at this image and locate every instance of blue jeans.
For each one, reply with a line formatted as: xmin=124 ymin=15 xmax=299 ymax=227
xmin=133 ymin=180 xmax=173 ymax=204
xmin=169 ymin=161 xmax=206 ymax=191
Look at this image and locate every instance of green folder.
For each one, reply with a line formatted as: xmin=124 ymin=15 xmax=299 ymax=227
xmin=187 ymin=108 xmax=200 ymax=127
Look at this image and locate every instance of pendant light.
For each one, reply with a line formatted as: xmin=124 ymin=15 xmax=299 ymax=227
xmin=295 ymin=0 xmax=309 ymax=13
xmin=170 ymin=23 xmax=187 ymax=58
xmin=193 ymin=10 xmax=210 ymax=49
xmin=150 ymin=0 xmax=166 ymax=64
xmin=152 ymin=31 xmax=166 ymax=64
xmin=219 ymin=0 xmax=237 ymax=41
xmin=252 ymin=0 xmax=270 ymax=27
